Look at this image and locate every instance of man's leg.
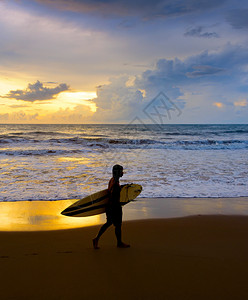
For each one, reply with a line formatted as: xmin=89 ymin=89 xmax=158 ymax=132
xmin=93 ymin=220 xmax=112 ymax=249
xmin=96 ymin=221 xmax=112 ymax=239
xmin=115 ymin=223 xmax=122 ymax=245
xmin=114 ymin=207 xmax=130 ymax=248
xmin=115 ymin=223 xmax=130 ymax=248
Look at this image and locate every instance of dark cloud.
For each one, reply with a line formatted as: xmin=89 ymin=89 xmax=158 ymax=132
xmin=3 ymin=80 xmax=69 ymax=102
xmin=186 ymin=65 xmax=224 ymax=77
xmin=226 ymin=9 xmax=248 ymax=29
xmin=184 ymin=26 xmax=219 ymax=38
xmin=136 ymin=45 xmax=248 ymax=91
xmin=92 ymin=44 xmax=248 ymax=122
xmin=36 ymin=0 xmax=227 ymax=18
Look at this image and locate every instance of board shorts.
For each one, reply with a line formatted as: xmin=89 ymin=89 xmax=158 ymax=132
xmin=106 ymin=204 xmax=122 ymax=227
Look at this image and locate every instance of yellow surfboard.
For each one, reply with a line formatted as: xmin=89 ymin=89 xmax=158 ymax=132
xmin=61 ymin=184 xmax=142 ymax=217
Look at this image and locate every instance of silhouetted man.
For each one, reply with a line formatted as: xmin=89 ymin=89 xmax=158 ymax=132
xmin=93 ymin=164 xmax=130 ymax=249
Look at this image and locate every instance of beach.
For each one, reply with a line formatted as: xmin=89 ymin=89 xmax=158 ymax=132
xmin=1 ymin=197 xmax=248 ymax=231
xmin=1 ymin=0 xmax=248 ymax=297
xmin=0 ymin=124 xmax=248 ymax=299
xmin=1 ymin=199 xmax=248 ymax=299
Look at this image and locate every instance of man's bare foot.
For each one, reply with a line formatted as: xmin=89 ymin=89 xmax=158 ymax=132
xmin=93 ymin=238 xmax=100 ymax=249
xmin=117 ymin=242 xmax=130 ymax=248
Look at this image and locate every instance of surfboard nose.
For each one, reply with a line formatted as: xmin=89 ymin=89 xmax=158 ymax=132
xmin=134 ymin=186 xmax=142 ymax=193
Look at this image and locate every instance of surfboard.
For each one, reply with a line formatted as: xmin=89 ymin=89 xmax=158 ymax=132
xmin=61 ymin=184 xmax=142 ymax=217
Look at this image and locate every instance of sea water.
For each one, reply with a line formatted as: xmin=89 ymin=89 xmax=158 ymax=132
xmin=0 ymin=124 xmax=247 ymax=202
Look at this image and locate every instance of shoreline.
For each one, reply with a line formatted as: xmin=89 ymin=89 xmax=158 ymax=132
xmin=1 ymin=216 xmax=248 ymax=299
xmin=2 ymin=195 xmax=248 ymax=202
xmin=1 ymin=197 xmax=248 ymax=231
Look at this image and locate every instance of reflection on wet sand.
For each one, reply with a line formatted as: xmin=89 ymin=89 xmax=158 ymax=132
xmin=0 ymin=200 xmax=105 ymax=231
xmin=1 ymin=197 xmax=248 ymax=231
xmin=124 ymin=197 xmax=248 ymax=220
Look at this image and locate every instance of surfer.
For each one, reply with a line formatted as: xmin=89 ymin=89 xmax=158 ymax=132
xmin=93 ymin=164 xmax=130 ymax=249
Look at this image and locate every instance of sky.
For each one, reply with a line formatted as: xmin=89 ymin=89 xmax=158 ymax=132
xmin=0 ymin=0 xmax=248 ymax=124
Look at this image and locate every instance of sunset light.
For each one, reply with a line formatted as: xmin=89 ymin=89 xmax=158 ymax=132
xmin=57 ymin=91 xmax=97 ymax=112
xmin=0 ymin=1 xmax=248 ymax=298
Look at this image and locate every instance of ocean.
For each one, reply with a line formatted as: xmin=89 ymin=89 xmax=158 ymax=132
xmin=0 ymin=124 xmax=247 ymax=202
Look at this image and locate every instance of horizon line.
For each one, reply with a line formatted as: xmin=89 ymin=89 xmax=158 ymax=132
xmin=0 ymin=123 xmax=247 ymax=126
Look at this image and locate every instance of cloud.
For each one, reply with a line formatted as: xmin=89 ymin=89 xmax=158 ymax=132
xmin=234 ymin=99 xmax=247 ymax=107
xmin=184 ymin=26 xmax=219 ymax=38
xmin=0 ymin=113 xmax=9 ymax=122
xmin=3 ymin=44 xmax=247 ymax=124
xmin=93 ymin=76 xmax=144 ymax=122
xmin=36 ymin=0 xmax=227 ymax=19
xmin=3 ymin=80 xmax=69 ymax=102
xmin=0 ymin=111 xmax=39 ymax=122
xmin=91 ymin=44 xmax=248 ymax=123
xmin=44 ymin=104 xmax=94 ymax=123
xmin=136 ymin=44 xmax=248 ymax=102
xmin=0 ymin=103 xmax=93 ymax=124
xmin=226 ymin=9 xmax=248 ymax=29
xmin=148 ymin=44 xmax=248 ymax=84
xmin=9 ymin=104 xmax=31 ymax=109
xmin=186 ymin=65 xmax=224 ymax=77
xmin=92 ymin=69 xmax=186 ymax=123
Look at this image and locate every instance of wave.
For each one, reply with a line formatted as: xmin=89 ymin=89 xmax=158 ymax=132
xmin=5 ymin=131 xmax=68 ymax=136
xmin=221 ymin=129 xmax=248 ymax=134
xmin=1 ymin=139 xmax=247 ymax=156
xmin=0 ymin=149 xmax=84 ymax=156
xmin=1 ymin=127 xmax=247 ymax=144
xmin=0 ymin=132 xmax=108 ymax=143
xmin=170 ymin=139 xmax=248 ymax=150
xmin=108 ymin=138 xmax=161 ymax=145
xmin=162 ymin=129 xmax=248 ymax=136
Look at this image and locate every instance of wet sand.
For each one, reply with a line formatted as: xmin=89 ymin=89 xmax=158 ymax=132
xmin=1 ymin=197 xmax=248 ymax=231
xmin=1 ymin=215 xmax=248 ymax=300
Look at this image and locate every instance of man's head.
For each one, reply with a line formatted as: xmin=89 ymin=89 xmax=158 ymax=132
xmin=112 ymin=164 xmax=123 ymax=179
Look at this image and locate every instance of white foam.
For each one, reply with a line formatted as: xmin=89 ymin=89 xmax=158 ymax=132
xmin=0 ymin=124 xmax=247 ymax=201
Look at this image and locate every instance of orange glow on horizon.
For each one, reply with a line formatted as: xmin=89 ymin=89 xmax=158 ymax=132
xmin=0 ymin=83 xmax=97 ymax=123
